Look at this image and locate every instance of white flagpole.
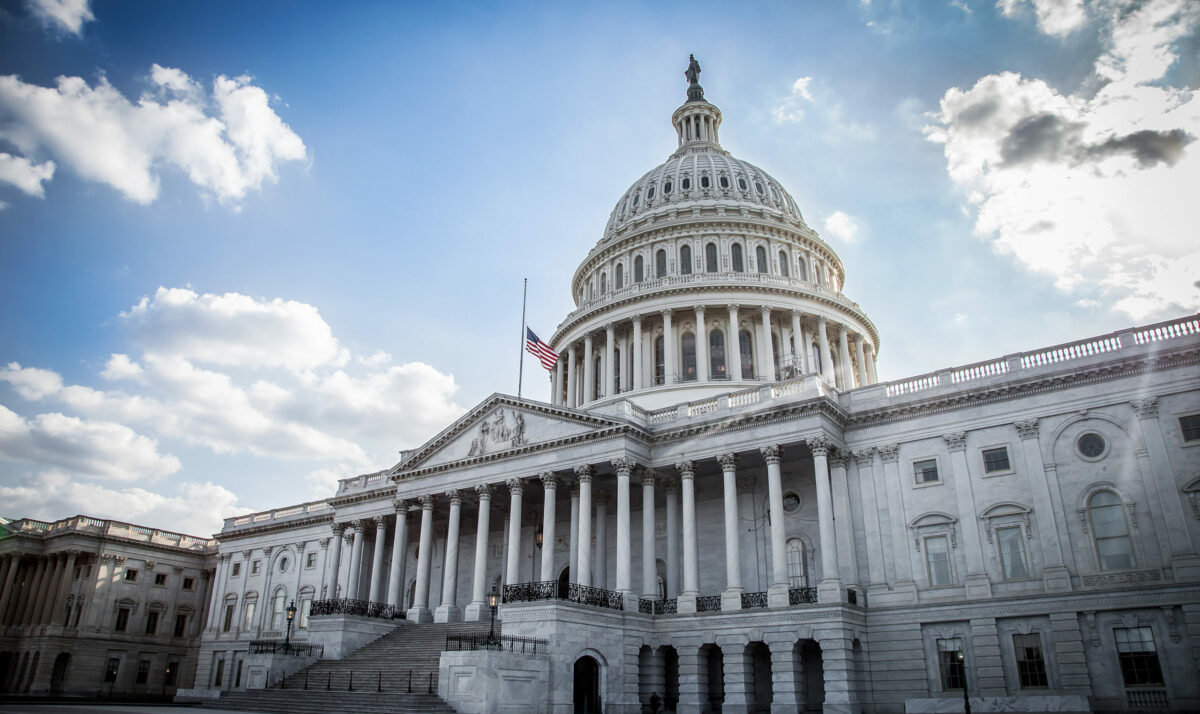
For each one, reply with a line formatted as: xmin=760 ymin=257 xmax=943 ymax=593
xmin=518 ymin=278 xmax=528 ymax=399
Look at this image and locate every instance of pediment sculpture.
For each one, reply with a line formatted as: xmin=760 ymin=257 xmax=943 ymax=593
xmin=467 ymin=408 xmax=528 ymax=457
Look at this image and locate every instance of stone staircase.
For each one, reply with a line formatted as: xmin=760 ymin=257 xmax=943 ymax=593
xmin=205 ymin=620 xmax=497 ymax=713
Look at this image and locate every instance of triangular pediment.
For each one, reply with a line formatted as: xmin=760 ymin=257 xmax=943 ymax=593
xmin=394 ymin=394 xmax=632 ymax=473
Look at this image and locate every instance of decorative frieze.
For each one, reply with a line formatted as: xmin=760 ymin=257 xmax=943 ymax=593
xmin=1081 ymin=570 xmax=1161 ymax=586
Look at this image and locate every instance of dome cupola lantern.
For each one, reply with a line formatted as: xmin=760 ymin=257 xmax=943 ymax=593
xmin=674 ymin=54 xmax=722 ymax=149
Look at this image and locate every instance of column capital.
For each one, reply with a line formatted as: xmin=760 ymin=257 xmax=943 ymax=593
xmin=1131 ymin=397 xmax=1159 ymax=419
xmin=605 ymin=322 xmax=615 ymax=334
xmin=695 ymin=305 xmax=706 ymax=317
xmin=942 ymin=432 xmax=967 ymax=452
xmin=1014 ymin=418 xmax=1040 ymax=439
xmin=506 ymin=478 xmax=525 ymax=495
xmin=611 ymin=457 xmax=635 ymax=477
xmin=348 ymin=520 xmax=364 ymax=533
xmin=241 ymin=549 xmax=254 ymax=559
xmin=584 ymin=333 xmax=594 ymax=345
xmin=567 ymin=343 xmax=577 ymax=356
xmin=806 ymin=436 xmax=833 ymax=457
xmin=817 ymin=315 xmax=828 ymax=326
xmin=852 ymin=447 xmax=875 ymax=466
xmin=760 ymin=305 xmax=772 ymax=317
xmin=393 ymin=498 xmax=409 ymax=512
xmin=637 ymin=467 xmax=656 ymax=486
xmin=660 ymin=308 xmax=673 ymax=321
xmin=540 ymin=472 xmax=558 ymax=489
xmin=372 ymin=515 xmax=387 ymax=527
xmin=727 ymin=303 xmax=740 ymax=314
xmin=417 ymin=494 xmax=435 ymax=510
xmin=631 ymin=314 xmax=642 ymax=326
xmin=828 ymin=450 xmax=848 ymax=469
xmin=878 ymin=443 xmax=900 ymax=463
xmin=445 ymin=489 xmax=462 ymax=506
xmin=660 ymin=475 xmax=678 ymax=493
xmin=864 ymin=342 xmax=876 ymax=354
xmin=331 ymin=522 xmax=346 ymax=537
xmin=574 ymin=464 xmax=595 ymax=483
xmin=476 ymin=482 xmax=493 ymax=500
xmin=791 ymin=308 xmax=802 ymax=319
xmin=717 ymin=452 xmax=739 ymax=470
xmin=759 ymin=444 xmax=782 ymax=465
xmin=593 ymin=492 xmax=610 ymax=507
xmin=676 ymin=460 xmax=695 ymax=480
xmin=568 ymin=479 xmax=580 ymax=495
xmin=319 ymin=537 xmax=330 ymax=550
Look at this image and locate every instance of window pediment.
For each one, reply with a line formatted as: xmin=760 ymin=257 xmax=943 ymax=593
xmin=909 ymin=512 xmax=957 ymax=552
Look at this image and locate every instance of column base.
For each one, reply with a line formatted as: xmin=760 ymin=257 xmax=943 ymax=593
xmin=621 ymin=591 xmax=640 ymax=612
xmin=965 ymin=572 xmax=993 ymax=599
xmin=463 ymin=601 xmax=489 ymax=622
xmin=767 ymin=583 xmax=790 ymax=608
xmin=433 ymin=604 xmax=460 ymax=623
xmin=816 ymin=578 xmax=842 ymax=604
xmin=406 ymin=607 xmax=432 ymax=623
xmin=1042 ymin=565 xmax=1073 ymax=592
xmin=676 ymin=592 xmax=697 ymax=614
xmin=722 ymin=588 xmax=744 ymax=611
xmin=1171 ymin=553 xmax=1200 ymax=581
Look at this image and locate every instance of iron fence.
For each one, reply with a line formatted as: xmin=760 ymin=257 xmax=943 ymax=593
xmin=503 ymin=580 xmax=558 ymax=603
xmin=789 ymin=587 xmax=817 ymax=605
xmin=446 ymin=633 xmax=550 ymax=654
xmin=309 ymin=598 xmax=404 ymax=620
xmin=248 ymin=640 xmax=324 ymax=657
xmin=500 ymin=581 xmax=624 ymax=611
xmin=637 ymin=598 xmax=678 ymax=615
xmin=696 ymin=595 xmax=722 ymax=612
xmin=741 ymin=591 xmax=768 ymax=609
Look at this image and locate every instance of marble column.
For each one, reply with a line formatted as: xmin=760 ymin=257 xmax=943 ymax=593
xmin=838 ymin=326 xmax=854 ymax=390
xmin=466 ymin=484 xmax=493 ymax=621
xmin=594 ymin=494 xmax=609 ymax=590
xmin=641 ymin=469 xmax=658 ymax=599
xmin=727 ymin=305 xmax=743 ymax=380
xmin=1013 ymin=419 xmax=1071 ymax=590
xmin=791 ymin=310 xmax=807 ymax=376
xmin=854 ymin=334 xmax=869 ymax=387
xmin=807 ymin=436 xmax=842 ymax=603
xmin=567 ymin=345 xmax=578 ymax=408
xmin=865 ymin=343 xmax=878 ymax=383
xmin=554 ymin=357 xmax=564 ymax=406
xmin=662 ymin=310 xmax=676 ymax=384
xmin=540 ymin=473 xmax=558 ymax=582
xmin=368 ymin=516 xmax=388 ymax=603
xmin=762 ymin=445 xmax=790 ymax=606
xmin=604 ymin=323 xmax=616 ymax=397
xmin=677 ymin=461 xmax=700 ymax=613
xmin=829 ymin=452 xmax=859 ymax=588
xmin=695 ymin=306 xmax=708 ymax=381
xmin=51 ymin=551 xmax=77 ymax=625
xmin=583 ymin=335 xmax=594 ymax=403
xmin=436 ymin=490 xmax=463 ymax=622
xmin=569 ymin=481 xmax=580 ymax=584
xmin=760 ymin=306 xmax=775 ymax=380
xmin=505 ymin=480 xmax=524 ymax=586
xmin=344 ymin=521 xmax=365 ymax=601
xmin=632 ymin=316 xmax=644 ymax=390
xmin=817 ymin=317 xmax=835 ymax=386
xmin=387 ymin=502 xmax=409 ymax=608
xmin=664 ymin=477 xmax=679 ymax=598
xmin=613 ymin=458 xmax=633 ymax=599
xmin=0 ymin=556 xmax=17 ymax=626
xmin=21 ymin=557 xmax=46 ymax=626
xmin=36 ymin=554 xmax=63 ymax=624
xmin=717 ymin=453 xmax=744 ymax=609
xmin=575 ymin=466 xmax=594 ymax=588
xmin=408 ymin=495 xmax=435 ymax=622
xmin=879 ymin=444 xmax=916 ymax=596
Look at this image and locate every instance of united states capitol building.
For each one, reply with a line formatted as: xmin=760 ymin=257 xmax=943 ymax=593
xmin=2 ymin=59 xmax=1199 ymax=714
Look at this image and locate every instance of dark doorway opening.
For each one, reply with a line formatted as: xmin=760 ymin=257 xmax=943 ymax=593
xmin=558 ymin=567 xmax=570 ymax=598
xmin=574 ymin=655 xmax=601 ymax=713
xmin=50 ymin=653 xmax=70 ymax=694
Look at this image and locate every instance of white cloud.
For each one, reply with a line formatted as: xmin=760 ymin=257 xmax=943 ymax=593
xmin=100 ymin=353 xmax=143 ymax=381
xmin=0 ymin=404 xmax=180 ymax=480
xmin=823 ymin=211 xmax=861 ymax=244
xmin=26 ymin=0 xmax=94 ymax=35
xmin=927 ymin=0 xmax=1200 ymax=319
xmin=0 ymin=153 xmax=55 ymax=197
xmin=772 ymin=76 xmax=815 ymax=124
xmin=791 ymin=77 xmax=814 ymax=101
xmin=0 ymin=471 xmax=244 ymax=537
xmin=357 ymin=350 xmax=392 ymax=368
xmin=0 ymin=65 xmax=306 ymax=206
xmin=1 ymin=361 xmax=63 ymax=399
xmin=997 ymin=0 xmax=1087 ymax=36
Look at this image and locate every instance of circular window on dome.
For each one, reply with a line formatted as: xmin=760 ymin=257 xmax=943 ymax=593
xmin=681 ymin=177 xmax=691 ymax=190
xmin=1077 ymin=433 xmax=1107 ymax=460
xmin=663 ymin=181 xmax=672 ymax=194
xmin=783 ymin=492 xmax=801 ymax=513
xmin=738 ymin=178 xmax=747 ymax=191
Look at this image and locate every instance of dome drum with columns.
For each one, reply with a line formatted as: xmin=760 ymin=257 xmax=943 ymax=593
xmin=549 ymin=68 xmax=879 ymax=411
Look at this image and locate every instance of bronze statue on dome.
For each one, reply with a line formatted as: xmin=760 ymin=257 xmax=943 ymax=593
xmin=685 ymin=54 xmax=701 ymax=85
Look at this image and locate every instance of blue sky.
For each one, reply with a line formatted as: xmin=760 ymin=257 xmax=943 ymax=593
xmin=1 ymin=0 xmax=1196 ymax=535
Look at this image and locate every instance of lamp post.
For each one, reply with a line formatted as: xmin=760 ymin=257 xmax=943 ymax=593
xmin=957 ymin=650 xmax=970 ymax=714
xmin=487 ymin=585 xmax=500 ymax=649
xmin=285 ymin=600 xmax=297 ymax=647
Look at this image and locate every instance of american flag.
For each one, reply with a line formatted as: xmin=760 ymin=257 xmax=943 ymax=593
xmin=525 ymin=328 xmax=558 ymax=371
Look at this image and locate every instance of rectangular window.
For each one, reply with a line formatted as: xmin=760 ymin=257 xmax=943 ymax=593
xmin=982 ymin=446 xmax=1011 ymax=473
xmin=115 ymin=607 xmax=130 ymax=632
xmin=299 ymin=598 xmax=312 ymax=629
xmin=997 ymin=526 xmax=1030 ymax=579
xmin=174 ymin=613 xmax=188 ymax=637
xmin=251 ymin=561 xmax=261 ymax=575
xmin=243 ymin=601 xmax=256 ymax=630
xmin=74 ymin=566 xmax=81 ymax=580
xmin=1180 ymin=414 xmax=1200 ymax=442
xmin=925 ymin=535 xmax=952 ymax=586
xmin=914 ymin=459 xmax=939 ymax=484
xmin=104 ymin=658 xmax=120 ymax=683
xmin=222 ymin=604 xmax=234 ymax=632
xmin=1014 ymin=633 xmax=1049 ymax=688
xmin=936 ymin=637 xmax=965 ymax=690
xmin=1114 ymin=627 xmax=1165 ymax=687
xmin=165 ymin=661 xmax=179 ymax=686
xmin=230 ymin=562 xmax=241 ymax=578
xmin=145 ymin=611 xmax=159 ymax=634
xmin=182 ymin=577 xmax=195 ymax=590
xmin=154 ymin=573 xmax=167 ymax=586
xmin=124 ymin=568 xmax=139 ymax=582
xmin=136 ymin=659 xmax=150 ymax=685
xmin=305 ymin=552 xmax=317 ymax=569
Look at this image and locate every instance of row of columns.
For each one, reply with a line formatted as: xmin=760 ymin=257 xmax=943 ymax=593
xmin=0 ymin=551 xmax=80 ymax=628
xmin=553 ymin=305 xmax=878 ymax=407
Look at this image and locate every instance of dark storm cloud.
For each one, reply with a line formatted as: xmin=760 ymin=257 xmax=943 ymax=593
xmin=1085 ymin=129 xmax=1193 ymax=167
xmin=999 ymin=114 xmax=1193 ymax=169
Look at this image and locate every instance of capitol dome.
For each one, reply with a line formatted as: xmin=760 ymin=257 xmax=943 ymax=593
xmin=549 ymin=58 xmax=879 ymax=411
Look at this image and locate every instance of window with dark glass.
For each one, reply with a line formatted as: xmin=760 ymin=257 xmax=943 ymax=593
xmin=104 ymin=658 xmax=120 ymax=683
xmin=681 ymin=177 xmax=691 ymax=190
xmin=700 ymin=175 xmax=710 ymax=188
xmin=222 ymin=604 xmax=234 ymax=632
xmin=756 ymin=245 xmax=768 ymax=273
xmin=145 ymin=610 xmax=159 ymax=634
xmin=632 ymin=191 xmax=639 ymax=207
xmin=125 ymin=569 xmax=139 ymax=582
xmin=755 ymin=181 xmax=765 ymax=194
xmin=1089 ymin=491 xmax=1135 ymax=570
xmin=615 ymin=264 xmax=624 ymax=289
xmin=594 ymin=355 xmax=602 ymax=399
xmin=738 ymin=177 xmax=748 ymax=190
xmin=115 ymin=607 xmax=130 ymax=632
xmin=739 ymin=330 xmax=755 ymax=378
xmin=183 ymin=577 xmax=195 ymax=590
xmin=797 ymin=259 xmax=808 ymax=281
xmin=772 ymin=333 xmax=782 ymax=380
xmin=710 ymin=329 xmax=726 ymax=378
xmin=914 ymin=459 xmax=939 ymax=484
xmin=1078 ymin=432 xmax=1106 ymax=458
xmin=681 ymin=332 xmax=697 ymax=382
xmin=1014 ymin=633 xmax=1048 ymax=688
xmin=705 ymin=243 xmax=718 ymax=272
xmin=654 ymin=335 xmax=665 ymax=385
xmin=655 ymin=249 xmax=667 ymax=278
xmin=1115 ymin=627 xmax=1164 ymax=687
xmin=732 ymin=244 xmax=744 ymax=272
xmin=613 ymin=348 xmax=621 ymax=393
xmin=779 ymin=251 xmax=789 ymax=277
xmin=1179 ymin=414 xmax=1200 ymax=442
xmin=719 ymin=175 xmax=729 ymax=188
xmin=600 ymin=272 xmax=607 ymax=293
xmin=154 ymin=573 xmax=167 ymax=586
xmin=982 ymin=447 xmax=1011 ymax=473
xmin=174 ymin=613 xmax=188 ymax=637
xmin=647 ymin=184 xmax=655 ymax=199
xmin=664 ymin=181 xmax=672 ymax=194
xmin=937 ymin=638 xmax=965 ymax=690
xmin=634 ymin=255 xmax=644 ymax=283
xmin=136 ymin=659 xmax=150 ymax=685
xmin=165 ymin=661 xmax=179 ymax=686
xmin=680 ymin=245 xmax=692 ymax=274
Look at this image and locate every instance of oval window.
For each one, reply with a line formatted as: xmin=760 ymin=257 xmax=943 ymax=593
xmin=719 ymin=176 xmax=729 ymax=188
xmin=647 ymin=185 xmax=655 ymax=199
xmin=755 ymin=181 xmax=765 ymax=195
xmin=738 ymin=178 xmax=748 ymax=191
xmin=682 ymin=177 xmax=691 ymax=190
xmin=1077 ymin=433 xmax=1107 ymax=459
xmin=664 ymin=181 xmax=673 ymax=194
xmin=279 ymin=557 xmax=289 ymax=573
xmin=701 ymin=176 xmax=710 ymax=188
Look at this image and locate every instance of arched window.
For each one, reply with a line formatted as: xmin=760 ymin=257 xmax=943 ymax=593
xmin=779 ymin=251 xmax=789 ymax=277
xmin=242 ymin=595 xmax=257 ymax=631
xmin=732 ymin=244 xmax=745 ymax=272
xmin=613 ymin=348 xmax=621 ymax=394
xmin=654 ymin=335 xmax=665 ymax=385
xmin=786 ymin=539 xmax=808 ymax=588
xmin=634 ymin=255 xmax=644 ymax=283
xmin=680 ymin=245 xmax=692 ymax=275
xmin=756 ymin=245 xmax=768 ymax=274
xmin=615 ymin=264 xmax=624 ymax=289
xmin=681 ymin=332 xmax=697 ymax=382
xmin=797 ymin=258 xmax=808 ymax=281
xmin=700 ymin=175 xmax=710 ymax=188
xmin=406 ymin=580 xmax=416 ymax=609
xmin=647 ymin=184 xmax=655 ymax=199
xmin=297 ymin=586 xmax=315 ymax=629
xmin=1089 ymin=491 xmax=1135 ymax=571
xmin=681 ymin=177 xmax=691 ymax=190
xmin=719 ymin=175 xmax=729 ymax=189
xmin=269 ymin=587 xmax=286 ymax=630
xmin=655 ymin=249 xmax=667 ymax=278
xmin=593 ymin=355 xmax=603 ymax=399
xmin=663 ymin=180 xmax=673 ymax=194
xmin=705 ymin=243 xmax=718 ymax=272
xmin=600 ymin=272 xmax=607 ymax=293
xmin=739 ymin=329 xmax=755 ymax=378
xmin=709 ymin=329 xmax=726 ymax=378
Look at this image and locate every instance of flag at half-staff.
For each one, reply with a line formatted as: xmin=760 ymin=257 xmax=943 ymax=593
xmin=525 ymin=328 xmax=558 ymax=370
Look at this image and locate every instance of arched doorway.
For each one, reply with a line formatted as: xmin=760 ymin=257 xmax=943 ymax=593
xmin=50 ymin=653 xmax=70 ymax=694
xmin=796 ymin=640 xmax=824 ymax=712
xmin=700 ymin=644 xmax=724 ymax=713
xmin=574 ymin=655 xmax=601 ymax=713
xmin=558 ymin=567 xmax=570 ymax=598
xmin=747 ymin=642 xmax=772 ymax=713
